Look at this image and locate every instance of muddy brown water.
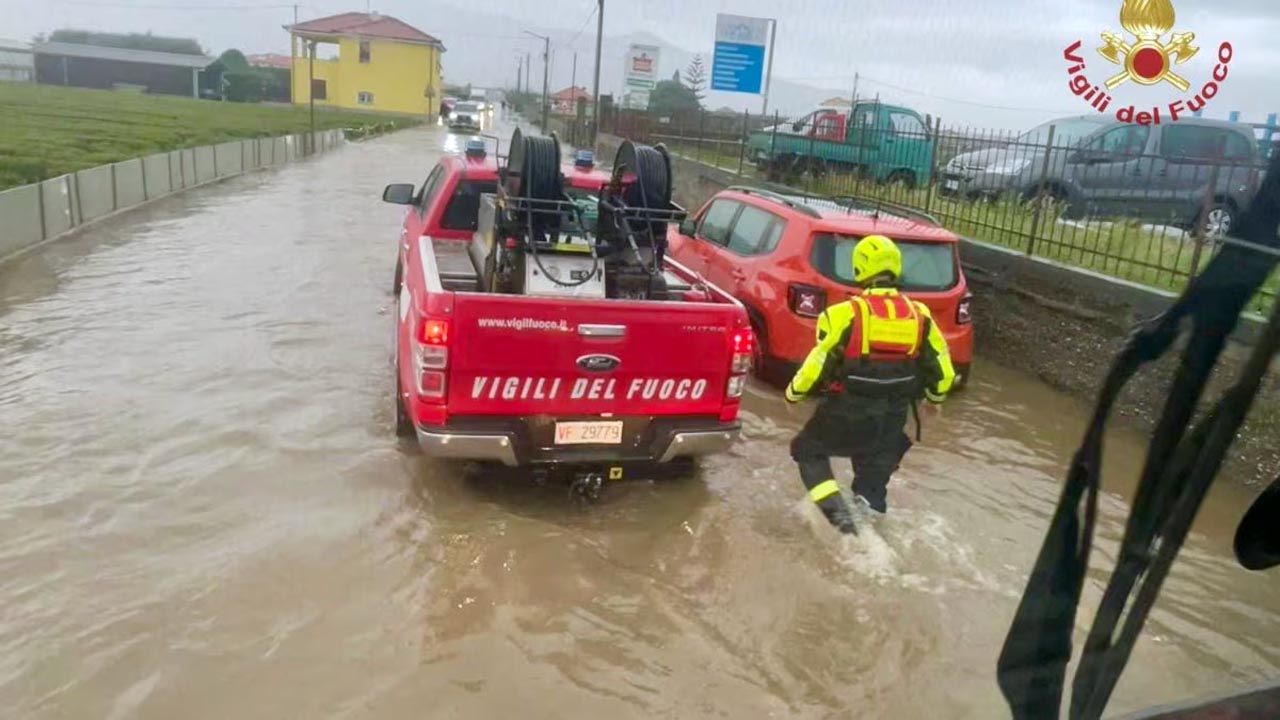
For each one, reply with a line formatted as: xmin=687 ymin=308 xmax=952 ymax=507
xmin=0 ymin=121 xmax=1276 ymax=719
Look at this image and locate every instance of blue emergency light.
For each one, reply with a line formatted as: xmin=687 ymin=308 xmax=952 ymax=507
xmin=574 ymin=149 xmax=595 ymax=169
xmin=464 ymin=139 xmax=487 ymax=158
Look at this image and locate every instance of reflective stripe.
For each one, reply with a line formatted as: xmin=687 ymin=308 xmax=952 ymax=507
xmin=809 ymin=479 xmax=841 ymax=503
xmin=852 ymin=297 xmax=871 ymax=356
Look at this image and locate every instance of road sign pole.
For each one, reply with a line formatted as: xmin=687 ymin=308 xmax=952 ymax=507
xmin=761 ymin=18 xmax=777 ymax=115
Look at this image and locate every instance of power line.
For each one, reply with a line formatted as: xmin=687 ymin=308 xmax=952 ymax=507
xmin=563 ymin=2 xmax=598 ymax=50
xmin=50 ymin=0 xmax=297 ymax=8
xmin=785 ymin=71 xmax=1079 ymax=115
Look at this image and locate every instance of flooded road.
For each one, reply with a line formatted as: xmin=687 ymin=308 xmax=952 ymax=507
xmin=1 ymin=120 xmax=1276 ymax=719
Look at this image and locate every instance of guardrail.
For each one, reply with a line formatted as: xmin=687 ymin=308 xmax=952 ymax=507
xmin=0 ymin=127 xmax=355 ymax=262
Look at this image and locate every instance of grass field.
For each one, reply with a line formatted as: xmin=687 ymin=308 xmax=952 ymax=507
xmin=0 ymin=82 xmax=421 ymax=190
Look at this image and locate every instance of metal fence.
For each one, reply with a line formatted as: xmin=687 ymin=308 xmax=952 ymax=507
xmin=594 ymin=106 xmax=1276 ymax=313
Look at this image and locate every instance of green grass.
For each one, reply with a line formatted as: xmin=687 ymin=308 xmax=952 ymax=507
xmin=0 ymin=82 xmax=421 ymax=189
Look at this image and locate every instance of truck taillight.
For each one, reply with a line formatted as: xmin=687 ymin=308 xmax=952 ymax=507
xmin=788 ymin=284 xmax=826 ymax=318
xmin=730 ymin=328 xmax=754 ymax=374
xmin=725 ymin=327 xmax=753 ymax=400
xmin=418 ymin=318 xmax=449 ymax=345
xmin=957 ymin=294 xmax=973 ymax=325
xmin=414 ymin=317 xmax=450 ymax=399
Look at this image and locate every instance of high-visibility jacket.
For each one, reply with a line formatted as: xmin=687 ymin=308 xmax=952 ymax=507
xmin=786 ymin=288 xmax=956 ymax=403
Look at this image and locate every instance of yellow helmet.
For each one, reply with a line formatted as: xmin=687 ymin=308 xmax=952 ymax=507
xmin=852 ymin=235 xmax=902 ymax=284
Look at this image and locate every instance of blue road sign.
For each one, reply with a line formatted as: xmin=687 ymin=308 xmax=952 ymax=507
xmin=711 ymin=14 xmax=770 ymax=95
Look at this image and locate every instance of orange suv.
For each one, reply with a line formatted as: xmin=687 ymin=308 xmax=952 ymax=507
xmin=667 ymin=187 xmax=973 ymax=385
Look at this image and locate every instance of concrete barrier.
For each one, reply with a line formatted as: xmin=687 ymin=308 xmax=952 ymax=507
xmin=168 ymin=152 xmax=183 ymax=191
xmin=0 ymin=128 xmax=353 ymax=262
xmin=194 ymin=146 xmax=216 ymax=184
xmin=214 ymin=142 xmax=242 ymax=177
xmin=76 ymin=165 xmax=115 ymax=222
xmin=41 ymin=175 xmax=75 ymax=237
xmin=143 ymin=153 xmax=172 ymax=199
xmin=113 ymin=159 xmax=145 ymax=209
xmin=0 ymin=184 xmax=43 ymax=258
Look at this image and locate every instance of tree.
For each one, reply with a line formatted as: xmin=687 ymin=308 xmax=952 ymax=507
xmin=648 ymin=79 xmax=700 ymax=116
xmin=49 ymin=29 xmax=204 ymax=55
xmin=683 ymin=55 xmax=707 ymax=101
xmin=218 ymin=49 xmax=249 ymax=71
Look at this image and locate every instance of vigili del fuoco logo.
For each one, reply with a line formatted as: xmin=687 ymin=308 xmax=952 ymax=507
xmin=1063 ymin=0 xmax=1233 ymax=125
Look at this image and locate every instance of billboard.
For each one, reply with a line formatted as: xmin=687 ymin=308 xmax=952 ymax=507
xmin=624 ymin=44 xmax=660 ymax=92
xmin=711 ymin=14 xmax=770 ymax=94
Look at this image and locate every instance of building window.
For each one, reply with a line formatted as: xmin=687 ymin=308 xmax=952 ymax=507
xmin=311 ymin=79 xmax=327 ymax=100
xmin=359 ymin=40 xmax=371 ymax=64
xmin=357 ymin=91 xmax=374 ymax=105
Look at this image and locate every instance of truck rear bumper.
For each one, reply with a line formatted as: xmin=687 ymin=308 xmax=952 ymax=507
xmin=415 ymin=419 xmax=740 ymax=466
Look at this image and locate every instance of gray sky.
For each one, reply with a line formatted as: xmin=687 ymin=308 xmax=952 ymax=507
xmin=2 ymin=0 xmax=1276 ymax=128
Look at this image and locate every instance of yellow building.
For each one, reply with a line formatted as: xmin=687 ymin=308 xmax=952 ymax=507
xmin=287 ymin=12 xmax=445 ymax=117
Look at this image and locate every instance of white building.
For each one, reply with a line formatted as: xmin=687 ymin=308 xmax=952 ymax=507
xmin=0 ymin=38 xmax=34 ymax=82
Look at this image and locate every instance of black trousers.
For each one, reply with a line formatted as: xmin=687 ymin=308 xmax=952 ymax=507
xmin=790 ymin=395 xmax=913 ymax=513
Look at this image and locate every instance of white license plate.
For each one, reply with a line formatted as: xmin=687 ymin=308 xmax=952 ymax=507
xmin=554 ymin=421 xmax=624 ymax=445
xmin=945 ymin=179 xmax=960 ymax=190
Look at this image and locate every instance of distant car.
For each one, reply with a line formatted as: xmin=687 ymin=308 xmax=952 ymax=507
xmin=667 ymin=186 xmax=973 ymax=385
xmin=449 ymin=102 xmax=483 ymax=132
xmin=941 ymin=116 xmax=1263 ymax=236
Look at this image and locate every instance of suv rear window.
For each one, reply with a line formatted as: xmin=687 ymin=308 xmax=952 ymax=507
xmin=440 ymin=180 xmax=499 ymax=230
xmin=810 ymin=234 xmax=957 ymax=291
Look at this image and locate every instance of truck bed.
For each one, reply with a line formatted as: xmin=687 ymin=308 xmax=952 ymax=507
xmin=433 ymin=238 xmax=697 ymax=296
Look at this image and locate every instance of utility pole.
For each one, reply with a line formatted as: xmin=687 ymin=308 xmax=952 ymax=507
xmin=524 ymin=31 xmax=551 ymax=130
xmin=850 ymin=72 xmax=858 ymax=112
xmin=525 ymin=52 xmax=531 ymax=94
xmin=289 ymin=5 xmax=298 ymax=106
xmin=307 ymin=39 xmax=315 ymax=156
xmin=591 ymin=0 xmax=604 ymax=145
xmin=571 ymin=51 xmax=577 ymax=97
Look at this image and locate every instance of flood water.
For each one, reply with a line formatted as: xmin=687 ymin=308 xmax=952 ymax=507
xmin=0 ymin=119 xmax=1276 ymax=719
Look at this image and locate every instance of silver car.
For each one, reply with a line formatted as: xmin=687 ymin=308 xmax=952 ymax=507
xmin=941 ymin=116 xmax=1262 ymax=234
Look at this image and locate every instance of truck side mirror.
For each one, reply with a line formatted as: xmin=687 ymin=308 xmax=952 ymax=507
xmin=679 ymin=218 xmax=697 ymax=237
xmin=382 ymin=183 xmax=416 ymax=205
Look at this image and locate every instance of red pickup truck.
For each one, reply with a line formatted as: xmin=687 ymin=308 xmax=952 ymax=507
xmin=382 ymin=139 xmax=751 ymax=478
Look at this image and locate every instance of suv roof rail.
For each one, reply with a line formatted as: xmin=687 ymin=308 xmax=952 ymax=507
xmin=823 ymin=194 xmax=943 ymax=227
xmin=725 ymin=185 xmax=822 ymax=218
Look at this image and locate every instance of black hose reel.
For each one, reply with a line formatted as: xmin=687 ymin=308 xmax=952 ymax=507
xmin=607 ymin=140 xmax=674 ymax=245
xmin=505 ymin=127 xmax=565 ymax=235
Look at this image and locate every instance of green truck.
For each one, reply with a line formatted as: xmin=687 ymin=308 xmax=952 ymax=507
xmin=747 ymin=102 xmax=936 ymax=187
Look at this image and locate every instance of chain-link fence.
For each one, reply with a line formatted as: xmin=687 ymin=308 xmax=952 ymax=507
xmin=596 ymin=105 xmax=1276 ymax=313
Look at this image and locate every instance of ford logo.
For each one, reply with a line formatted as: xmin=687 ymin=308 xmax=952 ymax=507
xmin=577 ymin=354 xmax=621 ymax=373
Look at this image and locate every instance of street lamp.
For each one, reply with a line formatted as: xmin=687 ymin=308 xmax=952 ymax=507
xmin=523 ymin=30 xmax=551 ymax=131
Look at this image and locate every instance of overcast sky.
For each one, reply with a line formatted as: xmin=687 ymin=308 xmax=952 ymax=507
xmin=1 ymin=0 xmax=1276 ymax=128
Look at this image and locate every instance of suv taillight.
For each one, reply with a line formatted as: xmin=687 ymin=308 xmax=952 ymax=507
xmin=414 ymin=317 xmax=450 ymax=399
xmin=956 ymin=294 xmax=973 ymax=325
xmin=788 ymin=284 xmax=826 ymax=318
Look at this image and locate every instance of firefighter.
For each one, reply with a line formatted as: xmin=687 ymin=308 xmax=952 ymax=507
xmin=785 ymin=235 xmax=956 ymax=534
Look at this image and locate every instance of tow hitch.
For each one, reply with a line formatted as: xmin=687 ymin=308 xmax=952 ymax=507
xmin=569 ymin=472 xmax=604 ymax=503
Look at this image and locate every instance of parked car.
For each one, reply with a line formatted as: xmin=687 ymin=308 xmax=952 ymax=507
xmin=747 ymin=102 xmax=935 ymax=187
xmin=667 ymin=186 xmax=973 ymax=386
xmin=941 ymin=116 xmax=1263 ymax=236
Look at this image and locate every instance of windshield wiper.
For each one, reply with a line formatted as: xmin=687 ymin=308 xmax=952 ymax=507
xmin=997 ymin=150 xmax=1280 ymax=720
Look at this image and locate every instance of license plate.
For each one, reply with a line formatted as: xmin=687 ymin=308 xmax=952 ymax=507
xmin=554 ymin=421 xmax=624 ymax=445
xmin=945 ymin=179 xmax=960 ymax=190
